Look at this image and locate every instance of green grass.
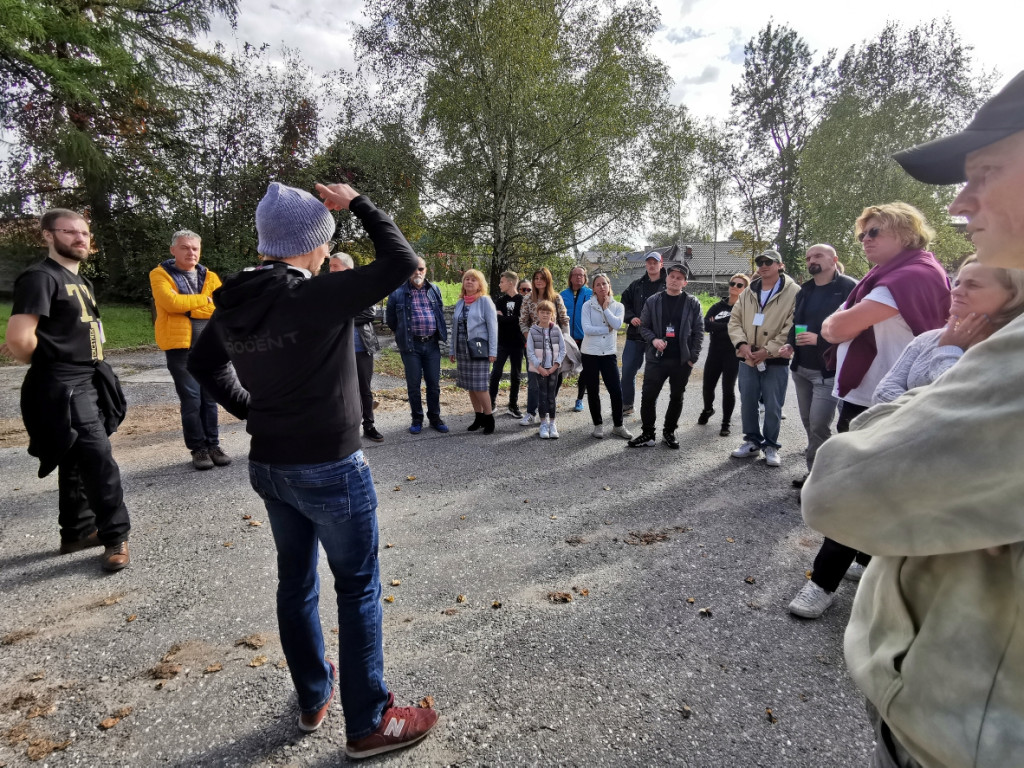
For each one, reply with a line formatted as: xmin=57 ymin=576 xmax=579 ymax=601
xmin=1 ymin=300 xmax=155 ymax=352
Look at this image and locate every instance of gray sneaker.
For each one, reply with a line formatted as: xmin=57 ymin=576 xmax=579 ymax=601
xmin=611 ymin=425 xmax=633 ymax=440
xmin=788 ymin=580 xmax=835 ymax=619
xmin=191 ymin=448 xmax=214 ymax=471
xmin=844 ymin=562 xmax=866 ymax=582
xmin=592 ymin=424 xmax=605 ymax=439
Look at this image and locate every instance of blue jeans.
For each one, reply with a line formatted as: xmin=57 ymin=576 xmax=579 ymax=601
xmin=247 ymin=451 xmax=389 ymax=739
xmin=400 ymin=339 xmax=442 ymax=424
xmin=738 ymin=363 xmax=788 ymax=449
xmin=165 ymin=348 xmax=219 ymax=450
xmin=620 ymin=339 xmax=646 ymax=409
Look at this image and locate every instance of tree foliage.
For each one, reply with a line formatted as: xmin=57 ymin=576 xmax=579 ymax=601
xmin=646 ymin=104 xmax=698 ymax=245
xmin=354 ymin=0 xmax=670 ymax=286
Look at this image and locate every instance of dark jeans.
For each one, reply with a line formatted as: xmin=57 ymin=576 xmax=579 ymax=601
xmin=582 ymin=353 xmax=623 ymax=427
xmin=620 ymin=338 xmax=646 ymax=409
xmin=248 ymin=451 xmax=389 ymax=739
xmin=812 ymin=401 xmax=871 ymax=592
xmin=639 ymin=358 xmax=693 ymax=435
xmin=701 ymin=347 xmax=739 ymax=423
xmin=489 ymin=342 xmax=523 ymax=409
xmin=57 ymin=380 xmax=131 ymax=546
xmin=166 ymin=348 xmax=219 ymax=451
xmin=531 ymin=371 xmax=559 ymax=418
xmin=400 ymin=339 xmax=442 ymax=424
xmin=355 ymin=351 xmax=375 ymax=430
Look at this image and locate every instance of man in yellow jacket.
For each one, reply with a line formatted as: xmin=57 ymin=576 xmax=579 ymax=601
xmin=149 ymin=230 xmax=229 ymax=470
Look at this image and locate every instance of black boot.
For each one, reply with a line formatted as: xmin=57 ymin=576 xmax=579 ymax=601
xmin=467 ymin=412 xmax=484 ymax=431
xmin=697 ymin=408 xmax=714 ymax=425
xmin=482 ymin=413 xmax=496 ymax=435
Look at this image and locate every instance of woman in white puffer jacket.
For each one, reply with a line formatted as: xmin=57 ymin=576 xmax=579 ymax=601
xmin=580 ymin=273 xmax=632 ymax=440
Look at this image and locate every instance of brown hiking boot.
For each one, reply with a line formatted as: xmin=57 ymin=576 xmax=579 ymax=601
xmin=345 ymin=692 xmax=439 ymax=759
xmin=208 ymin=446 xmax=232 ymax=466
xmin=101 ymin=542 xmax=130 ymax=572
xmin=191 ymin=448 xmax=214 ymax=470
xmin=59 ymin=530 xmax=102 ymax=554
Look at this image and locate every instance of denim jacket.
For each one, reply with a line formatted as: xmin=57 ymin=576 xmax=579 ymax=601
xmin=386 ymin=280 xmax=448 ymax=352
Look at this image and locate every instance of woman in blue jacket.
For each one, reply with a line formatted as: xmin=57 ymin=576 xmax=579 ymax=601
xmin=451 ymin=269 xmax=499 ymax=433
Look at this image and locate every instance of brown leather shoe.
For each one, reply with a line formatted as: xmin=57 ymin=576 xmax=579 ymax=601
xmin=208 ymin=446 xmax=232 ymax=466
xmin=59 ymin=530 xmax=102 ymax=554
xmin=101 ymin=542 xmax=130 ymax=572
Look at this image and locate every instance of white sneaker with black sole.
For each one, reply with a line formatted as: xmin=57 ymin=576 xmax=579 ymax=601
xmin=507 ymin=406 xmax=522 ymax=419
xmin=788 ymin=581 xmax=835 ymax=619
xmin=764 ymin=447 xmax=781 ymax=467
xmin=731 ymin=441 xmax=761 ymax=459
xmin=519 ymin=413 xmax=536 ymax=426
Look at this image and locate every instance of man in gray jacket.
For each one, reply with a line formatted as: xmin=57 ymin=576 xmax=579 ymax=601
xmin=803 ymin=70 xmax=1024 ymax=768
xmin=627 ymin=263 xmax=703 ymax=449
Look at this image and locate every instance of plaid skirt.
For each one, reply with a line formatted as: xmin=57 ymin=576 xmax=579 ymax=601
xmin=455 ymin=334 xmax=490 ymax=390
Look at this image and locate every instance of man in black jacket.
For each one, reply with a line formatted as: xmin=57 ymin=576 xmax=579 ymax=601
xmin=489 ymin=270 xmax=525 ymax=418
xmin=188 ymin=182 xmax=438 ymax=758
xmin=627 ymin=263 xmax=703 ymax=448
xmin=778 ymin=244 xmax=857 ymax=487
xmin=621 ymin=252 xmax=666 ymax=414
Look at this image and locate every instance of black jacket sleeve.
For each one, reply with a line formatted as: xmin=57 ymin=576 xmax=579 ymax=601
xmin=188 ymin=320 xmax=250 ymax=420
xmin=688 ymin=297 xmax=704 ymax=363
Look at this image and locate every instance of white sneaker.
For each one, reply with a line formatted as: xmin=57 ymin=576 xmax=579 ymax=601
xmin=592 ymin=424 xmax=605 ymax=439
xmin=788 ymin=580 xmax=835 ymax=619
xmin=731 ymin=441 xmax=761 ymax=459
xmin=764 ymin=447 xmax=781 ymax=467
xmin=539 ymin=421 xmax=550 ymax=439
xmin=611 ymin=425 xmax=633 ymax=440
xmin=844 ymin=562 xmax=866 ymax=582
xmin=548 ymin=421 xmax=560 ymax=439
xmin=519 ymin=413 xmax=536 ymax=426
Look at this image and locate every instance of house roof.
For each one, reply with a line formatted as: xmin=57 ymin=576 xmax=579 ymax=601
xmin=610 ymin=241 xmax=755 ymax=277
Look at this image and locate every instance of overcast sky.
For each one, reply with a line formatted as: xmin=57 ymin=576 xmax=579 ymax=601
xmin=208 ymin=0 xmax=1021 ymax=121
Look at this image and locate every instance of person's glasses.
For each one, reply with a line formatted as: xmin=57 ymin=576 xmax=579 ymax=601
xmin=729 ymin=281 xmax=746 ymax=288
xmin=858 ymin=227 xmax=882 ymax=242
xmin=414 ymin=266 xmax=427 ymax=272
xmin=519 ymin=287 xmax=532 ymax=294
xmin=49 ymin=228 xmax=90 ymax=238
xmin=755 ymin=259 xmax=775 ymax=267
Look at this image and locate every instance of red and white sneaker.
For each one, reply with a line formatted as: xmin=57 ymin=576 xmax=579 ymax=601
xmin=298 ymin=660 xmax=336 ymax=733
xmin=344 ymin=692 xmax=439 ymax=758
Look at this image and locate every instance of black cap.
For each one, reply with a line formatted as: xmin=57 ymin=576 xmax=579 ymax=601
xmin=665 ymin=262 xmax=689 ymax=278
xmin=894 ymin=69 xmax=1024 ymax=185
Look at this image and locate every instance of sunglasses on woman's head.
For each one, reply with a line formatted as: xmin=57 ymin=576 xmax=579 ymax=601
xmin=520 ymin=287 xmax=532 ymax=293
xmin=858 ymin=227 xmax=883 ymax=242
xmin=729 ymin=281 xmax=747 ymax=288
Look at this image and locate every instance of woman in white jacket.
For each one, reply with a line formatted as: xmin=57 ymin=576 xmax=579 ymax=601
xmin=580 ymin=273 xmax=633 ymax=439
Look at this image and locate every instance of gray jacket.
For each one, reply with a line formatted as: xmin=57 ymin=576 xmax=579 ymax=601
xmin=639 ymin=291 xmax=703 ymax=364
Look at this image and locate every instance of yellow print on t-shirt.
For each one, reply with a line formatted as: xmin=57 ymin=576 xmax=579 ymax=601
xmin=65 ymin=284 xmax=103 ymax=361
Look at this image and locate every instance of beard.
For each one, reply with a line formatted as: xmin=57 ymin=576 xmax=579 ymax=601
xmin=808 ymin=263 xmax=822 ymax=275
xmin=54 ymin=239 xmax=89 ymax=262
xmin=411 ymin=274 xmax=425 ymax=287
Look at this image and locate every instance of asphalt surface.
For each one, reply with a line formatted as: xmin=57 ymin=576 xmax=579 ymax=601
xmin=0 ymin=347 xmax=873 ymax=767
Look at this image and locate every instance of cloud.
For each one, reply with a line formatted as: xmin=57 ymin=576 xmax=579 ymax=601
xmin=665 ymin=26 xmax=709 ymax=45
xmin=679 ymin=66 xmax=720 ymax=86
xmin=724 ymin=27 xmax=747 ymax=65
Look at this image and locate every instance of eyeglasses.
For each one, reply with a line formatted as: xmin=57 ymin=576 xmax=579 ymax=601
xmin=729 ymin=281 xmax=747 ymax=288
xmin=519 ymin=287 xmax=532 ymax=294
xmin=858 ymin=227 xmax=883 ymax=242
xmin=414 ymin=266 xmax=427 ymax=272
xmin=48 ymin=228 xmax=90 ymax=238
xmin=755 ymin=259 xmax=776 ymax=267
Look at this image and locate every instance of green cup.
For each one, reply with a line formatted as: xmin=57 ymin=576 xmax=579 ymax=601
xmin=795 ymin=324 xmax=808 ymax=335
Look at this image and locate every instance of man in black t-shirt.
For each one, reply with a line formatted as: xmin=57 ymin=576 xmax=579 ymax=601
xmin=488 ymin=270 xmax=525 ymax=418
xmin=6 ymin=209 xmax=131 ymax=571
xmin=627 ymin=263 xmax=703 ymax=448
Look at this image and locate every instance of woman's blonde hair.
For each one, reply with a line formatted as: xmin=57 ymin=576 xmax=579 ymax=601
xmin=531 ymin=268 xmax=557 ymax=304
xmin=536 ymin=299 xmax=555 ymax=316
xmin=591 ymin=272 xmax=611 ymax=290
xmin=460 ymin=268 xmax=488 ymax=298
xmin=856 ymin=202 xmax=935 ymax=251
xmin=958 ymin=254 xmax=1024 ymax=329
xmin=729 ymin=272 xmax=750 ymax=288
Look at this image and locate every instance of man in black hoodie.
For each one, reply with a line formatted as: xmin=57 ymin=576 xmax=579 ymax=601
xmin=620 ymin=252 xmax=666 ymax=414
xmin=188 ymin=182 xmax=438 ymax=759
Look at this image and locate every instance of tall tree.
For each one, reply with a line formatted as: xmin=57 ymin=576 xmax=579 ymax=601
xmin=354 ymin=0 xmax=670 ymax=286
xmin=731 ymin=22 xmax=829 ymax=272
xmin=646 ymin=104 xmax=698 ymax=246
xmin=0 ymin=0 xmax=236 ymax=294
xmin=695 ymin=120 xmax=734 ymax=289
xmin=797 ymin=18 xmax=993 ymax=273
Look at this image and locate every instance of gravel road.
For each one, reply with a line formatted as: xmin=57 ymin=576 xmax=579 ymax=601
xmin=0 ymin=347 xmax=873 ymax=767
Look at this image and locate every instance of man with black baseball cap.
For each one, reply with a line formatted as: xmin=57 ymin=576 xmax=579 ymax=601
xmin=803 ymin=70 xmax=1024 ymax=768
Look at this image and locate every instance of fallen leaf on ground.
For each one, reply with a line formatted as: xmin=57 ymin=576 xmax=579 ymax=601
xmin=5 ymin=721 xmax=31 ymax=744
xmin=766 ymin=707 xmax=778 ymax=724
xmin=384 ymin=543 xmax=393 ymax=548
xmin=492 ymin=600 xmax=502 ymax=609
xmin=236 ymin=634 xmax=266 ymax=650
xmin=27 ymin=671 xmax=44 ymax=682
xmin=247 ymin=520 xmax=262 ymax=527
xmin=204 ymin=664 xmax=223 ymax=674
xmin=726 ymin=537 xmax=735 ymax=543
xmin=441 ymin=608 xmax=458 ymax=616
xmin=26 ymin=701 xmax=56 ymax=719
xmin=686 ymin=597 xmax=695 ymax=604
xmin=393 ymin=486 xmax=401 ymax=491
xmin=383 ymin=595 xmax=395 ymax=603
xmin=98 ymin=717 xmax=121 ymax=730
xmin=94 ymin=595 xmax=123 ymax=607
xmin=699 ymin=607 xmax=712 ymax=618
xmin=626 ymin=529 xmax=671 ymax=546
xmin=223 ymin=542 xmax=233 ymax=547
xmin=406 ymin=475 xmax=416 ymax=481
xmin=565 ymin=536 xmax=584 ymax=545
xmin=390 ymin=579 xmax=401 ymax=586
xmin=418 ymin=695 xmax=435 ymax=709
xmin=548 ymin=592 xmax=573 ymax=603
xmin=603 ymin=486 xmax=611 ymax=491
xmin=26 ymin=737 xmax=71 ymax=760
xmin=572 ymin=586 xmax=589 ymax=596
xmin=330 ymin=627 xmax=339 ymax=634
xmin=276 ymin=659 xmax=288 ymax=669
xmin=242 ymin=514 xmax=252 ymax=520
xmin=249 ymin=655 xmax=268 ymax=668
xmin=459 ymin=515 xmax=466 ymax=520
xmin=456 ymin=594 xmax=466 ymax=603
xmin=1 ymin=630 xmax=38 ymax=646
xmin=550 ymin=515 xmax=557 ymax=520
xmin=681 ymin=704 xmax=692 ymax=719
xmin=126 ymin=614 xmax=137 ymax=622
xmin=805 ymin=570 xmax=813 ymax=579
xmin=744 ymin=577 xmax=756 ymax=584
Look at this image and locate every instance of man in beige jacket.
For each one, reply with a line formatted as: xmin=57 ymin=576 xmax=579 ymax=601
xmin=803 ymin=70 xmax=1024 ymax=768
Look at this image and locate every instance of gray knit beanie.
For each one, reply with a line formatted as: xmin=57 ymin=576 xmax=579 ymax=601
xmin=256 ymin=182 xmax=336 ymax=258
